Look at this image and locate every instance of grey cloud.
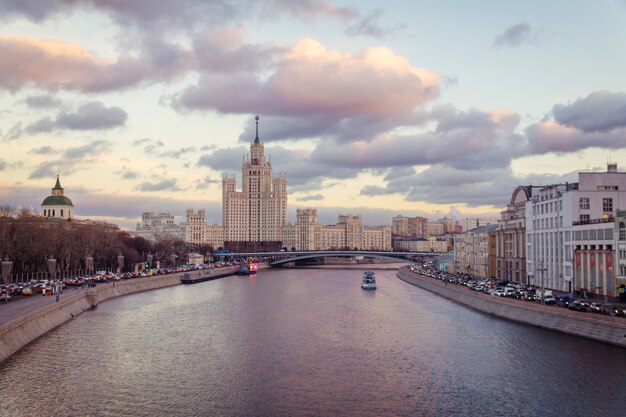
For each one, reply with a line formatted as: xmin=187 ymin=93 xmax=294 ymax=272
xmin=29 ymin=161 xmax=69 ymax=179
xmin=20 ymin=102 xmax=127 ymax=137
xmin=345 ymin=9 xmax=391 ymax=38
xmin=120 ymin=170 xmax=140 ymax=180
xmin=24 ymin=94 xmax=63 ymax=108
xmin=160 ymin=146 xmax=196 ymax=159
xmin=64 ymin=140 xmax=111 ymax=159
xmin=0 ymin=159 xmax=6 ymax=171
xmin=552 ymin=90 xmax=626 ymax=133
xmin=311 ymin=107 xmax=526 ymax=171
xmin=137 ymin=179 xmax=181 ymax=192
xmin=195 ymin=175 xmax=220 ymax=190
xmin=28 ymin=140 xmax=111 ymax=179
xmin=493 ymin=22 xmax=531 ymax=48
xmin=28 ymin=146 xmax=58 ymax=155
xmin=297 ymin=194 xmax=324 ymax=202
xmin=403 ymin=165 xmax=579 ymax=207
xmin=133 ymin=138 xmax=165 ymax=153
xmin=3 ymin=123 xmax=23 ymax=140
xmin=57 ymin=101 xmax=127 ymax=130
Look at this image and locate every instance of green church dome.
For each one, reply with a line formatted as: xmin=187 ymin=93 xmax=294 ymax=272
xmin=42 ymin=195 xmax=74 ymax=206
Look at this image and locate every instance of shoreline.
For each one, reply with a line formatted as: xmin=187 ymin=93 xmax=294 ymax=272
xmin=0 ymin=266 xmax=240 ymax=364
xmin=396 ymin=267 xmax=626 ymax=348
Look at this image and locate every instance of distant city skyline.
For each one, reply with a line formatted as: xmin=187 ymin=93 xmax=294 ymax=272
xmin=2 ymin=1 xmax=626 ymax=229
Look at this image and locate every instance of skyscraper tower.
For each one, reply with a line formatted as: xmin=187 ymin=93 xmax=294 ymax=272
xmin=222 ymin=116 xmax=287 ymax=243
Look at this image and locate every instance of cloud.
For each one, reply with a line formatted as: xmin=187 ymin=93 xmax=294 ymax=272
xmin=24 ymin=94 xmax=63 ymax=108
xmin=160 ymin=146 xmax=196 ymax=159
xmin=551 ymin=90 xmax=626 ymax=133
xmin=297 ymin=194 xmax=324 ymax=202
xmin=28 ymin=140 xmax=112 ymax=179
xmin=175 ymin=38 xmax=440 ymax=145
xmin=57 ymin=101 xmax=127 ymax=130
xmin=311 ymin=106 xmax=525 ymax=171
xmin=17 ymin=101 xmax=127 ymax=138
xmin=64 ymin=140 xmax=111 ymax=159
xmin=198 ymin=145 xmax=358 ymax=187
xmin=28 ymin=146 xmax=59 ymax=155
xmin=493 ymin=22 xmax=532 ymax=48
xmin=133 ymin=138 xmax=165 ymax=153
xmin=137 ymin=179 xmax=181 ymax=192
xmin=0 ymin=35 xmax=191 ymax=93
xmin=525 ymin=91 xmax=626 ymax=154
xmin=193 ymin=27 xmax=283 ymax=74
xmin=345 ymin=9 xmax=391 ymax=38
xmin=195 ymin=175 xmax=220 ymax=190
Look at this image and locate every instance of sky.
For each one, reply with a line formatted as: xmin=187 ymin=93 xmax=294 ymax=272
xmin=1 ymin=0 xmax=626 ymax=229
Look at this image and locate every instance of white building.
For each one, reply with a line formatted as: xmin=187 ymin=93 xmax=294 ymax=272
xmin=135 ymin=212 xmax=185 ymax=242
xmin=41 ymin=175 xmax=74 ymax=220
xmin=222 ymin=116 xmax=287 ymax=243
xmin=526 ymin=163 xmax=626 ymax=294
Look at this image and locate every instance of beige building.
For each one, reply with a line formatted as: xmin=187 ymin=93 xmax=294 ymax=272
xmin=392 ymin=215 xmax=428 ymax=237
xmin=222 ymin=116 xmax=287 ymax=243
xmin=428 ymin=222 xmax=444 ymax=236
xmin=185 ymin=209 xmax=224 ymax=249
xmin=393 ymin=237 xmax=448 ymax=253
xmin=452 ymin=224 xmax=497 ymax=278
xmin=496 ymin=186 xmax=539 ymax=284
xmin=41 ymin=175 xmax=74 ymax=220
xmin=282 ymin=209 xmax=391 ymax=251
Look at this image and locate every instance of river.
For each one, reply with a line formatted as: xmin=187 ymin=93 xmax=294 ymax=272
xmin=1 ymin=265 xmax=625 ymax=417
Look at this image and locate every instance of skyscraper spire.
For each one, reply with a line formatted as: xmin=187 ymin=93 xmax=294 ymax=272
xmin=254 ymin=115 xmax=260 ymax=145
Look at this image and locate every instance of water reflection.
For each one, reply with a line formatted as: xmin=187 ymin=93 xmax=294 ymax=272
xmin=1 ymin=266 xmax=625 ymax=417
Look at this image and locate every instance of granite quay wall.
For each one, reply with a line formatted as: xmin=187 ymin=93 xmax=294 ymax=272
xmin=0 ymin=263 xmax=265 ymax=364
xmin=397 ymin=268 xmax=626 ymax=348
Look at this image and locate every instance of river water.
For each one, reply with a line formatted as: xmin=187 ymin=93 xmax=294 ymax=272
xmin=1 ymin=265 xmax=625 ymax=417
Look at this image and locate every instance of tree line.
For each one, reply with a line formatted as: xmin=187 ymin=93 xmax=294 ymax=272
xmin=0 ymin=206 xmax=214 ymax=278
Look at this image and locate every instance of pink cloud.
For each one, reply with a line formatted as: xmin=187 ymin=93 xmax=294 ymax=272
xmin=0 ymin=35 xmax=191 ymax=92
xmin=175 ymin=38 xmax=440 ymax=120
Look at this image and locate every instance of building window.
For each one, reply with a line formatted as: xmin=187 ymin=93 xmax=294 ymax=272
xmin=603 ymin=198 xmax=613 ymax=213
xmin=579 ymin=198 xmax=590 ymax=210
xmin=620 ymin=222 xmax=626 ymax=241
xmin=580 ymin=214 xmax=590 ymax=223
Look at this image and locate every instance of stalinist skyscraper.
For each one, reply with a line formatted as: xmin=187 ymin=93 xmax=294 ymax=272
xmin=222 ymin=116 xmax=287 ymax=245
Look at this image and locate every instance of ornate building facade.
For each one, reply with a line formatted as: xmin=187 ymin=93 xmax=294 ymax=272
xmin=222 ymin=116 xmax=287 ymax=244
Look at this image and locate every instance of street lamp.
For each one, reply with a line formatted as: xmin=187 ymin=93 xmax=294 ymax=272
xmin=538 ymin=264 xmax=547 ymax=305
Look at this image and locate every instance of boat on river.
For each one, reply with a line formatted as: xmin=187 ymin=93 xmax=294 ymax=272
xmin=361 ymin=271 xmax=377 ymax=290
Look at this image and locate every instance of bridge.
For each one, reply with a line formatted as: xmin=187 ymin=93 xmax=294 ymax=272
xmin=218 ymin=250 xmax=438 ymax=267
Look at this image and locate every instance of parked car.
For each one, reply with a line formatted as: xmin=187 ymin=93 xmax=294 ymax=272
xmin=589 ymin=302 xmax=603 ymax=313
xmin=555 ymin=295 xmax=572 ymax=307
xmin=524 ymin=291 xmax=536 ymax=301
xmin=0 ymin=293 xmax=11 ymax=301
xmin=599 ymin=304 xmax=625 ymax=316
xmin=568 ymin=300 xmax=589 ymax=312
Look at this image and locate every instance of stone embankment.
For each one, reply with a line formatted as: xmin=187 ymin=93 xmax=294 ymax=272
xmin=0 ymin=266 xmax=240 ymax=364
xmin=397 ymin=267 xmax=626 ymax=348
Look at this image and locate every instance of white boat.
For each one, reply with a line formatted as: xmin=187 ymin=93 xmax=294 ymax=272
xmin=361 ymin=271 xmax=377 ymax=290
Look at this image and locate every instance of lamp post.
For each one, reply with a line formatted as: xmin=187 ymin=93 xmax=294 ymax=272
xmin=538 ymin=264 xmax=547 ymax=305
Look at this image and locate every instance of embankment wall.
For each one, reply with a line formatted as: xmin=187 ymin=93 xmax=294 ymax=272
xmin=397 ymin=269 xmax=626 ymax=348
xmin=0 ymin=266 xmax=241 ymax=364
